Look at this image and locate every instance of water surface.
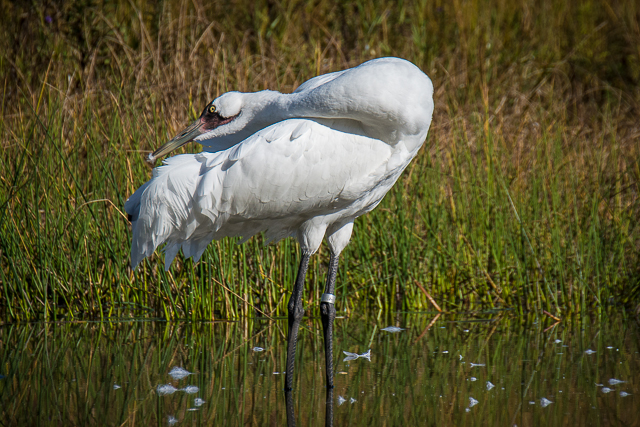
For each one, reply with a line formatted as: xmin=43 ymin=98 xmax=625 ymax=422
xmin=1 ymin=313 xmax=638 ymax=426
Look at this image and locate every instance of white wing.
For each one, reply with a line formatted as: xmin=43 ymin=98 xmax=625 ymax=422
xmin=126 ymin=118 xmax=400 ymax=270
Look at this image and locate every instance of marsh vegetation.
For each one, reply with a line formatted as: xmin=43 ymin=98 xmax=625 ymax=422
xmin=1 ymin=0 xmax=639 ymax=321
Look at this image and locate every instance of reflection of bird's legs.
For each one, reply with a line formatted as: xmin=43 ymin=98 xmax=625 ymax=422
xmin=320 ymin=254 xmax=339 ymax=389
xmin=285 ymin=252 xmax=310 ymax=392
xmin=325 ymin=387 xmax=334 ymax=427
xmin=285 ymin=387 xmax=297 ymax=427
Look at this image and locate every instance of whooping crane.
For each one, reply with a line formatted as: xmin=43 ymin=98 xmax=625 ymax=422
xmin=125 ymin=57 xmax=434 ymax=391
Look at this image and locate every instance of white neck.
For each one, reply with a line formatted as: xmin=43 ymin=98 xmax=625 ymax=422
xmin=199 ymin=58 xmax=434 ymax=153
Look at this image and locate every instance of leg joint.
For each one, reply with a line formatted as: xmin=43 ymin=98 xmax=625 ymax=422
xmin=288 ymin=304 xmax=304 ymax=321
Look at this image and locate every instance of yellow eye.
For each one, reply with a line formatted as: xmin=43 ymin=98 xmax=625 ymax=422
xmin=209 ymin=105 xmax=216 ymax=114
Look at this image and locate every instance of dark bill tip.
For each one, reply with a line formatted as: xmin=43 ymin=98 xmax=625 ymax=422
xmin=147 ymin=119 xmax=204 ymax=163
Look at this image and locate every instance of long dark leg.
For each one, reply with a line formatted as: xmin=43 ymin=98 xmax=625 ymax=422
xmin=285 ymin=252 xmax=310 ymax=392
xmin=320 ymin=254 xmax=339 ymax=389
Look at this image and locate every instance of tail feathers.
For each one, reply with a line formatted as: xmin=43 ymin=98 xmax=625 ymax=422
xmin=125 ymin=154 xmax=223 ymax=270
xmin=163 ymin=232 xmax=213 ymax=271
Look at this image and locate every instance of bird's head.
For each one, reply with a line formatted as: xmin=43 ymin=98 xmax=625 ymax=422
xmin=147 ymin=92 xmax=246 ymax=162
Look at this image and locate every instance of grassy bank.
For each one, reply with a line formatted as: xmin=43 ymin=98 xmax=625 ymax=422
xmin=1 ymin=0 xmax=638 ymax=322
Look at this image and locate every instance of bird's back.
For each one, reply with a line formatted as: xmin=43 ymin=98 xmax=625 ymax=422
xmin=290 ymin=57 xmax=434 ymax=146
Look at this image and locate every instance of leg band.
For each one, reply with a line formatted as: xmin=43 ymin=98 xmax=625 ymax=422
xmin=321 ymin=293 xmax=336 ymax=304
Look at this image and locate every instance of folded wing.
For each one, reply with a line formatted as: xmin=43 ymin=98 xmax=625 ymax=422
xmin=125 ymin=118 xmax=394 ymax=270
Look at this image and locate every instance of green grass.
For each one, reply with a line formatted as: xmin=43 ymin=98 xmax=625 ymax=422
xmin=0 ymin=0 xmax=638 ymax=322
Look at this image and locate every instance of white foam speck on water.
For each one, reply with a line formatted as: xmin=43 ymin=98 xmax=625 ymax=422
xmin=181 ymin=385 xmax=199 ymax=394
xmin=342 ymin=349 xmax=371 ymax=362
xmin=381 ymin=326 xmax=405 ymax=333
xmin=168 ymin=367 xmax=192 ymax=380
xmin=157 ymin=384 xmax=178 ymax=395
xmin=608 ymin=378 xmax=625 ymax=385
xmin=338 ymin=396 xmax=346 ymax=406
xmin=343 ymin=351 xmax=359 ymax=361
xmin=486 ymin=381 xmax=495 ymax=390
xmin=194 ymin=397 xmax=205 ymax=407
xmin=585 ymin=349 xmax=596 ymax=355
xmin=360 ymin=349 xmax=371 ymax=362
xmin=601 ymin=387 xmax=613 ymax=393
xmin=252 ymin=347 xmax=265 ymax=352
xmin=540 ymin=398 xmax=553 ymax=408
xmin=619 ymin=391 xmax=631 ymax=397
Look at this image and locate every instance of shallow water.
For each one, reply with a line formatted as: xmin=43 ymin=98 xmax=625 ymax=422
xmin=1 ymin=313 xmax=638 ymax=426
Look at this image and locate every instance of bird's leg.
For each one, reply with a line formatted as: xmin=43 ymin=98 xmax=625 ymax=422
xmin=285 ymin=251 xmax=310 ymax=391
xmin=320 ymin=253 xmax=339 ymax=389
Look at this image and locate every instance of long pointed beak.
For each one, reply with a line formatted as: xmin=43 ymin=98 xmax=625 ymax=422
xmin=147 ymin=119 xmax=204 ymax=163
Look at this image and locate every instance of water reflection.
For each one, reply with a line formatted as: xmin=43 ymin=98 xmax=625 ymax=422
xmin=342 ymin=349 xmax=372 ymax=362
xmin=285 ymin=388 xmax=334 ymax=427
xmin=168 ymin=366 xmax=193 ymax=380
xmin=0 ymin=313 xmax=638 ymax=425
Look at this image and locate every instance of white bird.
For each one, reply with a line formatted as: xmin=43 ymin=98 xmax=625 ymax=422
xmin=125 ymin=57 xmax=434 ymax=391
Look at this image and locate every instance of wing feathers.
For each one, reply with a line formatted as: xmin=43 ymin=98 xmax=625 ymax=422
xmin=125 ymin=119 xmax=393 ymax=270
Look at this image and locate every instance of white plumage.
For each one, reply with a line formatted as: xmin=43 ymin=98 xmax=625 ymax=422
xmin=125 ymin=57 xmax=434 ymax=270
